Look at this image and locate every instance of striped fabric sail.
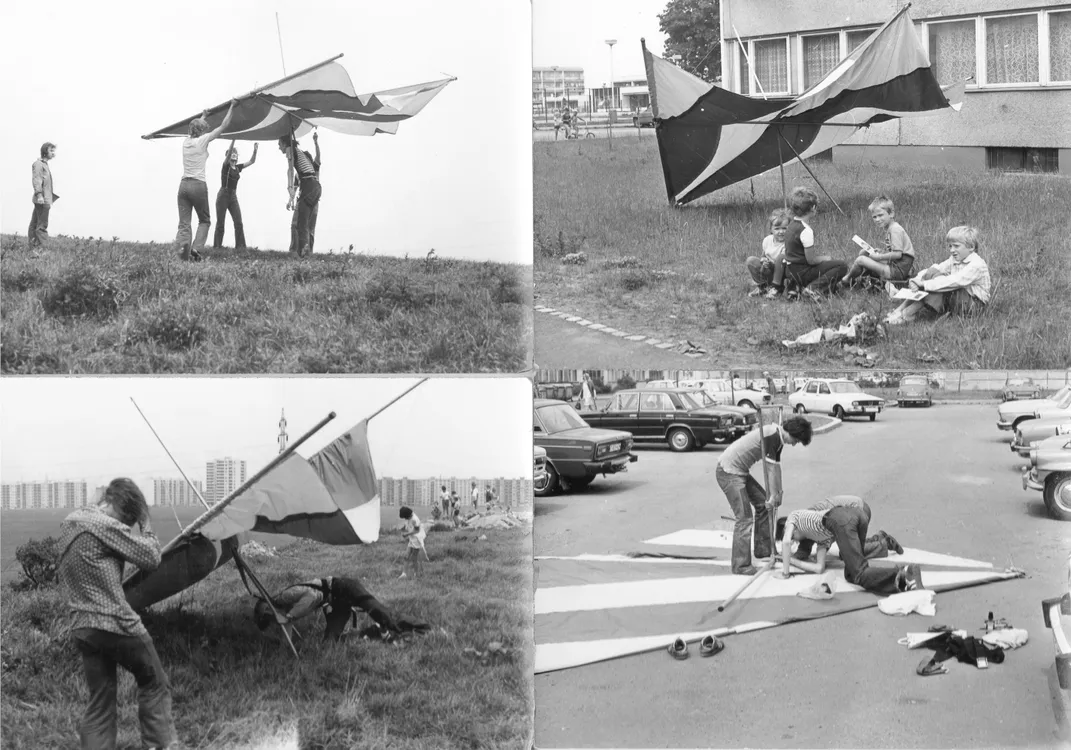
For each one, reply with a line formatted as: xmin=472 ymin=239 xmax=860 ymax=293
xmin=143 ymin=58 xmax=453 ymax=141
xmin=535 ymin=528 xmax=1021 ymax=673
xmin=644 ymin=8 xmax=965 ymax=205
xmin=124 ymin=420 xmax=380 ymax=609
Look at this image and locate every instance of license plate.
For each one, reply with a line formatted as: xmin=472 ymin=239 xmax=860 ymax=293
xmin=606 ymin=442 xmax=621 ymax=453
xmin=864 ymin=407 xmax=878 ymax=412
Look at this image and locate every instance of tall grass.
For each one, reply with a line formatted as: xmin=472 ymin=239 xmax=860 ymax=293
xmin=534 ymin=138 xmax=1071 ymax=369
xmin=0 ymin=235 xmax=532 ymax=373
xmin=0 ymin=526 xmax=533 ymax=750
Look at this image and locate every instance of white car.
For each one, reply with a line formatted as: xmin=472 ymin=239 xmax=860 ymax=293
xmin=789 ymin=378 xmax=884 ymax=421
xmin=534 ymin=445 xmax=548 ymax=486
xmin=667 ymin=378 xmax=771 ymax=410
xmin=1012 ymin=417 xmax=1071 ymax=457
xmin=997 ymin=386 xmax=1071 ymax=432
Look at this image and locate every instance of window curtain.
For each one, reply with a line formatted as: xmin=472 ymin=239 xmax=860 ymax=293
xmin=739 ymin=44 xmax=751 ymax=94
xmin=1050 ymin=11 xmax=1071 ymax=82
xmin=986 ymin=15 xmax=1039 ymax=84
xmin=754 ymin=39 xmax=788 ymax=93
xmin=846 ymin=29 xmax=876 ymax=54
xmin=803 ymin=34 xmax=839 ymax=89
xmin=929 ymin=20 xmax=976 ymax=84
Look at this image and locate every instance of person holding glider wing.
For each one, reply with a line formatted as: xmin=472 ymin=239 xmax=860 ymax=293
xmin=213 ymin=140 xmax=257 ymax=250
xmin=279 ymin=131 xmax=321 ymax=258
xmin=175 ymin=99 xmax=237 ymax=261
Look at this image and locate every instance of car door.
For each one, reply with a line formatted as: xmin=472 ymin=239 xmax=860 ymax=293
xmin=596 ymin=391 xmax=639 ymax=433
xmin=816 ymin=381 xmax=833 ymax=413
xmin=800 ymin=380 xmax=819 ymax=411
xmin=637 ymin=391 xmax=671 ymax=438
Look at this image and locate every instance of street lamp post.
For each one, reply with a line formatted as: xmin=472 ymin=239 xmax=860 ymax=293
xmin=605 ymin=38 xmax=617 ymax=150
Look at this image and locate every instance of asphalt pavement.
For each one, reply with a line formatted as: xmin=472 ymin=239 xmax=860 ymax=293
xmin=535 ymin=312 xmax=716 ymax=369
xmin=534 ymin=404 xmax=1068 ymax=749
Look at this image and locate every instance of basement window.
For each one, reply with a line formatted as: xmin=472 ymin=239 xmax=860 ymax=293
xmin=985 ymin=147 xmax=1059 ymax=172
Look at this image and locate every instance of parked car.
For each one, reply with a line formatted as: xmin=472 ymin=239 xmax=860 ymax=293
xmin=1002 ymin=377 xmax=1043 ymax=401
xmin=633 ymin=108 xmax=654 ymax=127
xmin=1022 ymin=433 xmax=1071 ymax=521
xmin=681 ymin=389 xmax=760 ymax=438
xmin=534 ymin=445 xmax=548 ymax=486
xmin=1012 ymin=417 xmax=1071 ymax=457
xmin=896 ymin=375 xmax=933 ymax=408
xmin=533 ymin=399 xmax=636 ymax=496
xmin=1043 ymin=553 xmax=1071 ymax=742
xmin=651 ymin=378 xmax=771 ymax=410
xmin=789 ymin=378 xmax=884 ymax=421
xmin=998 ymin=386 xmax=1071 ymax=432
xmin=580 ymin=388 xmax=751 ymax=452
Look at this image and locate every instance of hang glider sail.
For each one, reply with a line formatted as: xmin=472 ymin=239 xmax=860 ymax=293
xmin=142 ymin=54 xmax=454 ymax=141
xmin=124 ymin=418 xmax=382 ymax=610
xmin=643 ymin=5 xmax=965 ymax=205
xmin=535 ymin=529 xmax=1021 ymax=673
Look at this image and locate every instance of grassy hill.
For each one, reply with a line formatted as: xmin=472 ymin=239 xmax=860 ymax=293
xmin=1 ymin=235 xmax=532 ymax=373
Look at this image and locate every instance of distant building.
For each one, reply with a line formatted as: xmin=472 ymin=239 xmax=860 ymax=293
xmin=376 ymin=477 xmax=532 ymax=509
xmin=1 ymin=480 xmax=88 ymax=510
xmin=720 ymin=0 xmax=1071 ymax=174
xmin=533 ymin=66 xmax=585 ymax=117
xmin=154 ymin=478 xmax=205 ymax=507
xmin=205 ymin=458 xmax=247 ymax=504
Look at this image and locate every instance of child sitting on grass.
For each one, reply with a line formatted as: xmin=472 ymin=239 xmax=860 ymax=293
xmin=782 ymin=186 xmax=848 ymax=301
xmin=745 ymin=208 xmax=792 ymax=298
xmin=885 ymin=225 xmax=991 ymax=325
xmin=842 ymin=195 xmax=916 ymax=288
xmin=399 ymin=506 xmax=427 ymax=579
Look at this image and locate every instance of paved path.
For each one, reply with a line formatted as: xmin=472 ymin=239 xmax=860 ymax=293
xmin=534 ymin=405 xmax=1065 ymax=748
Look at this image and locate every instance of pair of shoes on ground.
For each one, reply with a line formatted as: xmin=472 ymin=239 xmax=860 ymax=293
xmin=897 ymin=563 xmax=924 ymax=592
xmin=668 ymin=634 xmax=724 ymax=660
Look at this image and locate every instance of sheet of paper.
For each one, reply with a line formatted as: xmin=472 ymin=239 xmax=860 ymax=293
xmin=852 ymin=235 xmax=876 ymax=254
xmin=885 ymin=282 xmax=927 ymax=301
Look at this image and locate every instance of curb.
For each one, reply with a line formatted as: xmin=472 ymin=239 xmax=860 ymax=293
xmin=535 ymin=305 xmax=708 ymax=358
xmin=810 ymin=417 xmax=842 ymax=434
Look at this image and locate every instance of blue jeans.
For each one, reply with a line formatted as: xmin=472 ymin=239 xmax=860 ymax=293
xmin=72 ymin=628 xmax=174 ymax=750
xmin=823 ymin=505 xmax=901 ymax=594
xmin=175 ymin=177 xmax=211 ymax=258
xmin=213 ymin=188 xmax=245 ymax=248
xmin=716 ymin=465 xmax=771 ymax=573
xmin=28 ymin=202 xmax=51 ymax=247
xmin=294 ymin=178 xmax=321 ymax=255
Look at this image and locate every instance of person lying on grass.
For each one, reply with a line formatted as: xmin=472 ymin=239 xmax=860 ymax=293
xmin=745 ymin=207 xmax=791 ymax=298
xmin=253 ymin=575 xmax=429 ymax=643
xmin=782 ymin=186 xmax=848 ymax=302
xmin=841 ymin=195 xmax=916 ymax=289
xmin=774 ymin=496 xmax=921 ymax=595
xmin=885 ymin=225 xmax=991 ymax=325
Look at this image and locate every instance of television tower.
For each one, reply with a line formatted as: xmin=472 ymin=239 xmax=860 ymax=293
xmin=277 ymin=409 xmax=288 ymax=454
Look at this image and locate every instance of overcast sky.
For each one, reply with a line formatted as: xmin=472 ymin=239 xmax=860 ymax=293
xmin=0 ymin=378 xmax=532 ymax=502
xmin=0 ymin=0 xmax=531 ymax=263
xmin=533 ymin=0 xmax=668 ymax=83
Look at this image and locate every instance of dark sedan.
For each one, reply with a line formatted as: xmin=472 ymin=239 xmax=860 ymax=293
xmin=533 ymin=399 xmax=637 ymax=496
xmin=579 ymin=388 xmax=753 ymax=452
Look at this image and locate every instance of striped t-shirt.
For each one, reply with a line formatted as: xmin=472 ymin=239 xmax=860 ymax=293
xmin=717 ymin=424 xmax=784 ymax=476
xmin=786 ymin=496 xmax=865 ymax=549
xmin=293 ymin=148 xmax=317 ymax=179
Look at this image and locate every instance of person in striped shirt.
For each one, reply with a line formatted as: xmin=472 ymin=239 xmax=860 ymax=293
xmin=776 ymin=495 xmax=921 ymax=594
xmin=278 ymin=132 xmax=322 ymax=257
xmin=716 ymin=415 xmax=813 ymax=575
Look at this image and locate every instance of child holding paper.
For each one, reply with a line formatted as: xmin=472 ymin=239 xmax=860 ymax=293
xmin=841 ymin=196 xmax=916 ymax=288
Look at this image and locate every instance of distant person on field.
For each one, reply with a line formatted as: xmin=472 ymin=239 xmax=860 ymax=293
xmin=581 ymin=374 xmax=597 ymax=410
xmin=282 ymin=131 xmax=321 ymax=257
xmin=471 ymin=481 xmax=480 ymax=509
xmin=57 ymin=478 xmax=176 ymax=750
xmin=451 ymin=490 xmax=461 ymax=520
xmin=782 ymin=186 xmax=848 ymax=301
xmin=841 ymin=196 xmax=915 ymax=289
xmin=399 ymin=506 xmax=427 ymax=578
xmin=439 ymin=485 xmax=451 ymax=515
xmin=28 ymin=142 xmax=59 ymax=250
xmin=213 ymin=140 xmax=258 ymax=249
xmin=174 ymin=100 xmax=237 ymax=261
xmin=746 ymin=208 xmax=791 ymax=298
xmin=885 ymin=225 xmax=991 ymax=325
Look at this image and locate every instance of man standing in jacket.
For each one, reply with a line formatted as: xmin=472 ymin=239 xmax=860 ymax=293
xmin=29 ymin=142 xmax=59 ymax=249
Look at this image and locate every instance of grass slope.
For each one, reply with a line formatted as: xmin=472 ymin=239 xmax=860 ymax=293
xmin=1 ymin=235 xmax=532 ymax=373
xmin=534 ymin=138 xmax=1071 ymax=369
xmin=1 ymin=525 xmax=533 ymax=750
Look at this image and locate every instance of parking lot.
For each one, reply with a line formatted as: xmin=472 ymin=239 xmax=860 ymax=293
xmin=534 ymin=404 xmax=1066 ymax=748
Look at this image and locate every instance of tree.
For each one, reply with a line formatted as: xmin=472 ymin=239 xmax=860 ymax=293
xmin=658 ymin=0 xmax=721 ymax=83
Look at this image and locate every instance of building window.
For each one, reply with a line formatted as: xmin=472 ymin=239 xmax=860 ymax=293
xmin=1049 ymin=10 xmax=1071 ymax=82
xmin=985 ymin=14 xmax=1039 ymax=84
xmin=802 ymin=33 xmax=839 ymax=89
xmin=753 ymin=38 xmax=789 ymax=94
xmin=986 ymin=147 xmax=1059 ymax=173
xmin=929 ymin=19 xmax=976 ymax=85
xmin=846 ymin=28 xmax=878 ymax=54
xmin=738 ymin=44 xmax=751 ymax=93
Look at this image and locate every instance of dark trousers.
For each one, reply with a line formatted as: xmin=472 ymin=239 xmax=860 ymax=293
xmin=822 ymin=505 xmax=900 ymax=594
xmin=716 ymin=465 xmax=771 ymax=573
xmin=290 ymin=203 xmax=319 ymax=253
xmin=28 ymin=202 xmax=51 ymax=247
xmin=323 ymin=577 xmax=399 ymax=641
xmin=785 ymin=260 xmax=848 ymax=292
xmin=213 ymin=189 xmax=246 ymax=249
xmin=175 ymin=177 xmax=211 ymax=258
xmin=923 ymin=287 xmax=984 ymax=316
xmin=72 ymin=628 xmax=173 ymax=750
xmin=293 ymin=178 xmax=321 ymax=256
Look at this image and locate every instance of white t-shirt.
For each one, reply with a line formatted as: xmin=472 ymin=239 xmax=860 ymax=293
xmin=405 ymin=514 xmax=426 ymax=548
xmin=181 ymin=134 xmax=213 ymax=181
xmin=762 ymin=234 xmax=785 ymax=262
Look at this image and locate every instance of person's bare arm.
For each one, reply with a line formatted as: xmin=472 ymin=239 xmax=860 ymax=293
xmin=205 ymin=100 xmax=238 ymax=143
xmin=243 ymin=143 xmax=258 ymax=168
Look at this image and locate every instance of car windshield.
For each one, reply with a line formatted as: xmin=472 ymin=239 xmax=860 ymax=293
xmin=902 ymin=377 xmax=927 ymax=386
xmin=1049 ymin=386 xmax=1071 ymax=402
xmin=536 ymin=404 xmax=589 ymax=434
xmin=1007 ymin=378 xmax=1032 ymax=386
xmin=830 ymin=382 xmax=863 ymax=394
xmin=1054 ymin=390 xmax=1071 ymax=409
xmin=678 ymin=391 xmax=709 ymax=409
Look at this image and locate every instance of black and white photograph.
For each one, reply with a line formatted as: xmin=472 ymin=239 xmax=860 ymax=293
xmin=532 ymin=367 xmax=1069 ymax=748
xmin=0 ymin=377 xmax=534 ymax=749
xmin=0 ymin=0 xmax=533 ymax=374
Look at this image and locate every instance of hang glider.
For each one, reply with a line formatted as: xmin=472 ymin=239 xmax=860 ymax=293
xmin=535 ymin=529 xmax=1022 ymax=673
xmin=142 ymin=54 xmax=454 ymax=141
xmin=643 ymin=5 xmax=965 ymax=206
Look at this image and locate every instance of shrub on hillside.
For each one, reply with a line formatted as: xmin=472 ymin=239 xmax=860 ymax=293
xmin=40 ymin=268 xmax=124 ymax=319
xmin=13 ymin=536 xmax=61 ymax=591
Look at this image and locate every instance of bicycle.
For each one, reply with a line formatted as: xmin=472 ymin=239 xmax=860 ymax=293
xmin=564 ymin=116 xmax=595 ymax=140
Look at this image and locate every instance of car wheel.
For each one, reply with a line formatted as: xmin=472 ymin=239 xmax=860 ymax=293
xmin=1033 ymin=391 xmax=1041 ymax=399
xmin=740 ymin=400 xmax=756 ymax=410
xmin=667 ymin=427 xmax=695 ymax=453
xmin=897 ymin=400 xmax=904 ymax=408
xmin=585 ymin=132 xmax=595 ymax=139
xmin=1043 ymin=472 xmax=1071 ymax=522
xmin=793 ymin=404 xmax=807 ymax=414
xmin=832 ymin=405 xmax=846 ymax=420
xmin=869 ymin=413 xmax=877 ymax=422
xmin=534 ymin=463 xmax=560 ymax=497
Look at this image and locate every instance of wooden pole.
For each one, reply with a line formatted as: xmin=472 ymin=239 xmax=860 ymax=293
xmin=365 ymin=379 xmax=429 ymax=423
xmin=774 ymin=126 xmax=845 ymax=215
xmin=130 ymin=398 xmax=212 ymax=512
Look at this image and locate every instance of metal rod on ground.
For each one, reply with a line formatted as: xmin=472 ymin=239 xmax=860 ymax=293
xmin=160 ymin=411 xmax=337 ymax=557
xmin=130 ymin=398 xmax=213 ymax=512
xmin=774 ymin=127 xmax=845 ymax=215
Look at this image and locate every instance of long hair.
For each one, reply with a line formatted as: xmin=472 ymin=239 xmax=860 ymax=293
xmin=102 ymin=478 xmax=149 ymax=527
xmin=189 ymin=118 xmax=210 ymax=137
xmin=40 ymin=142 xmax=56 ymax=158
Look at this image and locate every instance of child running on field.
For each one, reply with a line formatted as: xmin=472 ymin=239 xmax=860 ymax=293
xmin=841 ymin=196 xmax=916 ymax=288
xmin=885 ymin=225 xmax=991 ymax=325
xmin=398 ymin=506 xmax=427 ymax=579
xmin=782 ymin=187 xmax=848 ymax=301
xmin=745 ymin=208 xmax=792 ymax=298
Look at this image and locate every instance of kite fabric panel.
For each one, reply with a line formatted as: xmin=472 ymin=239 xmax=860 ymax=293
xmin=534 ymin=529 xmax=1021 ymax=674
xmin=644 ymin=9 xmax=964 ymax=205
xmin=122 ymin=420 xmax=380 ymax=609
xmin=143 ymin=59 xmax=453 ymax=141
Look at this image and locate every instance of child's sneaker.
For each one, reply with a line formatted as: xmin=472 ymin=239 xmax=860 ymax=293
xmin=748 ymin=286 xmax=765 ymax=297
xmin=898 ymin=563 xmax=924 ymax=591
xmin=764 ymin=287 xmax=782 ymax=299
xmin=785 ymin=289 xmax=800 ymax=301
